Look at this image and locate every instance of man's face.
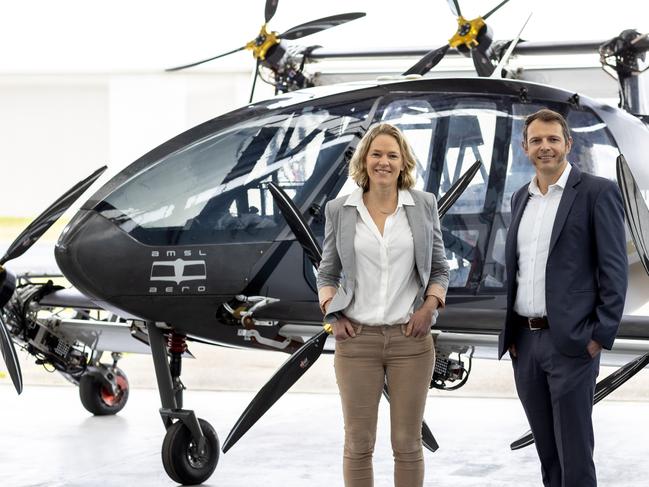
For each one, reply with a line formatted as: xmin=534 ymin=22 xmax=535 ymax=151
xmin=523 ymin=119 xmax=572 ymax=176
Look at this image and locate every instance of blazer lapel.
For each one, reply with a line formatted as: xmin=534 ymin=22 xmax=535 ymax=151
xmin=339 ymin=204 xmax=357 ymax=287
xmin=548 ymin=166 xmax=581 ymax=255
xmin=404 ymin=197 xmax=427 ymax=285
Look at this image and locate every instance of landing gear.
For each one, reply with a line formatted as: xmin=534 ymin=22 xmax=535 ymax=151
xmin=162 ymin=417 xmax=220 ymax=485
xmin=79 ymin=353 xmax=130 ymax=415
xmin=146 ymin=322 xmax=220 ymax=485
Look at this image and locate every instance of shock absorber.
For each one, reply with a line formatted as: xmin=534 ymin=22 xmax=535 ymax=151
xmin=167 ymin=331 xmax=187 ymax=408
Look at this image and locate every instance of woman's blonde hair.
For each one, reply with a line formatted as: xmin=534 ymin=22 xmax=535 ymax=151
xmin=348 ymin=123 xmax=417 ymax=191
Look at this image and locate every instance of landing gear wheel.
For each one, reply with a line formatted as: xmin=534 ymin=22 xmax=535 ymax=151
xmin=161 ymin=418 xmax=219 ymax=485
xmin=79 ymin=367 xmax=129 ymax=415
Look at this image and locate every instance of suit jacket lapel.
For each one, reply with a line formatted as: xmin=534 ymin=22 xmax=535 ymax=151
xmin=549 ymin=165 xmax=581 ymax=255
xmin=506 ymin=186 xmax=530 ymax=284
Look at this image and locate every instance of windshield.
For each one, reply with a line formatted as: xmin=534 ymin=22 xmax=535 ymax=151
xmin=333 ymin=94 xmax=618 ymax=292
xmin=96 ymin=97 xmax=376 ymax=245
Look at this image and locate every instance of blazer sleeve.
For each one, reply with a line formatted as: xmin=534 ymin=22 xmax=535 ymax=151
xmin=426 ymin=194 xmax=450 ymax=307
xmin=591 ymin=181 xmax=628 ymax=349
xmin=316 ymin=200 xmax=342 ymax=313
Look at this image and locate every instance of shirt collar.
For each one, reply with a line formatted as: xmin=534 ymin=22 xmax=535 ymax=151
xmin=528 ymin=163 xmax=572 ymax=196
xmin=344 ymin=187 xmax=415 ymax=207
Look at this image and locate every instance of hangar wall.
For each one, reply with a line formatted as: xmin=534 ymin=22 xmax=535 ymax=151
xmin=0 ymin=71 xmax=269 ymax=217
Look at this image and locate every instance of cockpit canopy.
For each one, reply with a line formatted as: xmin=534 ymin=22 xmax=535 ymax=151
xmin=93 ymin=82 xmax=618 ymax=292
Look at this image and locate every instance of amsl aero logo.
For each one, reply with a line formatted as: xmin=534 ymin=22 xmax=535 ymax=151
xmin=148 ymin=249 xmax=208 ymax=294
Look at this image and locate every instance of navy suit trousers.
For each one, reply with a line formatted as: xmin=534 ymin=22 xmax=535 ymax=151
xmin=512 ymin=328 xmax=600 ymax=487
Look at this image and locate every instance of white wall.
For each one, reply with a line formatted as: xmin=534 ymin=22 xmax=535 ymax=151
xmin=0 ymin=71 xmax=272 ymax=216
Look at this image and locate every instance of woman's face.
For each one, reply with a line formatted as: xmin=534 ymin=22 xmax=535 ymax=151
xmin=365 ymin=134 xmax=404 ymax=191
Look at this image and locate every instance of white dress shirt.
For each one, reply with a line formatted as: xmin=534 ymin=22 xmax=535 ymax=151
xmin=514 ymin=164 xmax=572 ymax=318
xmin=343 ymin=188 xmax=420 ymax=326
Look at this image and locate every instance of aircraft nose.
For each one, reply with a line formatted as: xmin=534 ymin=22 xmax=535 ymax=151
xmin=56 ymin=208 xmax=266 ymax=322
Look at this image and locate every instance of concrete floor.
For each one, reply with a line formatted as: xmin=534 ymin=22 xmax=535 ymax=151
xmin=3 ymin=241 xmax=649 ymax=485
xmin=2 ymin=358 xmax=649 ymax=487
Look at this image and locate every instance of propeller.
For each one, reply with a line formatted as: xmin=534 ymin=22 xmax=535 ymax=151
xmin=509 ymin=154 xmax=649 ymax=450
xmin=0 ymin=165 xmax=107 ymax=394
xmin=167 ymin=5 xmax=364 ymax=101
xmin=616 ymin=154 xmax=649 ymax=275
xmin=166 ymin=1 xmax=365 ymax=100
xmin=511 ymin=350 xmax=649 ymax=450
xmin=490 ymin=12 xmax=533 ymax=79
xmin=221 ymin=160 xmax=482 ymax=453
xmin=264 ymin=0 xmax=279 ymax=23
xmin=403 ymin=0 xmax=512 ymax=76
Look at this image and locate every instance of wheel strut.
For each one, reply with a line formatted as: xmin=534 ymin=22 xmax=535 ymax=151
xmin=167 ymin=331 xmax=187 ymax=408
xmin=145 ymin=322 xmax=208 ymax=454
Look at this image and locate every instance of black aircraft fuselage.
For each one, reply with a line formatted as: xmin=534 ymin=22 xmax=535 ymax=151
xmin=54 ymin=77 xmax=649 ymax=349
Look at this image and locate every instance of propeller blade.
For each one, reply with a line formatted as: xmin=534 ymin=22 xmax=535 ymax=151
xmin=267 ymin=182 xmax=322 ymax=267
xmin=165 ymin=46 xmax=247 ymax=72
xmin=249 ymin=59 xmax=261 ymax=104
xmin=223 ymin=162 xmax=481 ymax=451
xmin=222 ymin=328 xmax=329 ymax=452
xmin=490 ymin=12 xmax=533 ymax=79
xmin=382 ymin=382 xmax=439 ymax=452
xmin=265 ymin=0 xmax=279 ymax=23
xmin=616 ymin=154 xmax=649 ymax=276
xmin=402 ymin=44 xmax=450 ymax=76
xmin=280 ymin=12 xmax=366 ymax=41
xmin=446 ymin=0 xmax=462 ymax=18
xmin=0 ymin=166 xmax=107 ymax=266
xmin=482 ymin=0 xmax=511 ymax=20
xmin=438 ymin=160 xmax=481 ymax=215
xmin=631 ymin=33 xmax=649 ymax=53
xmin=0 ymin=314 xmax=23 ymax=394
xmin=471 ymin=48 xmax=495 ymax=77
xmin=511 ymin=350 xmax=649 ymax=450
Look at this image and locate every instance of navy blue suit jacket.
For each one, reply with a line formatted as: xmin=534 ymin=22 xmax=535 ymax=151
xmin=499 ymin=164 xmax=628 ymax=358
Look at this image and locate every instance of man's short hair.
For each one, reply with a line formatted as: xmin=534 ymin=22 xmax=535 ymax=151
xmin=522 ymin=109 xmax=571 ymax=146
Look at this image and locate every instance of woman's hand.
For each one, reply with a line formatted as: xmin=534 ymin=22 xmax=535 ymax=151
xmin=332 ymin=315 xmax=356 ymax=341
xmin=406 ymin=296 xmax=439 ymax=337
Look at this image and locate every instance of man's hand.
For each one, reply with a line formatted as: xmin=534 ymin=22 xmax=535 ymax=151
xmin=332 ymin=316 xmax=356 ymax=341
xmin=587 ymin=339 xmax=602 ymax=358
xmin=508 ymin=344 xmax=517 ymax=358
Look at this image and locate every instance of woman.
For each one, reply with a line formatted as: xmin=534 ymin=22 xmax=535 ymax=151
xmin=317 ymin=123 xmax=449 ymax=487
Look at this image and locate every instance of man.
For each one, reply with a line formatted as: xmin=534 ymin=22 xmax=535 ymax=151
xmin=499 ymin=108 xmax=628 ymax=487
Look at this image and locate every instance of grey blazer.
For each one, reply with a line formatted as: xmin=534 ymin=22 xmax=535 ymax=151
xmin=317 ymin=188 xmax=450 ymax=323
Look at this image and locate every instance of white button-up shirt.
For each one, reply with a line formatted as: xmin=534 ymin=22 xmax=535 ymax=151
xmin=514 ymin=164 xmax=572 ymax=318
xmin=343 ymin=188 xmax=420 ymax=326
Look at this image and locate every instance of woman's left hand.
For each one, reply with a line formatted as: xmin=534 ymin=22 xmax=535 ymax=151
xmin=406 ymin=307 xmax=436 ymax=337
xmin=406 ymin=296 xmax=440 ymax=337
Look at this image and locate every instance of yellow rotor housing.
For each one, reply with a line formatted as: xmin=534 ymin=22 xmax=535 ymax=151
xmin=448 ymin=16 xmax=486 ymax=49
xmin=245 ymin=24 xmax=280 ymax=61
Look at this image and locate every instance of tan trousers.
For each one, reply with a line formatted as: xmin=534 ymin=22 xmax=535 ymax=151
xmin=334 ymin=323 xmax=435 ymax=487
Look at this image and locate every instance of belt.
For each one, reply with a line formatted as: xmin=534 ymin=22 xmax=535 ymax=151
xmin=518 ymin=315 xmax=549 ymax=330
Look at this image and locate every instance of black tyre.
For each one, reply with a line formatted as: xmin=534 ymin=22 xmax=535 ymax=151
xmin=161 ymin=418 xmax=219 ymax=485
xmin=79 ymin=367 xmax=129 ymax=415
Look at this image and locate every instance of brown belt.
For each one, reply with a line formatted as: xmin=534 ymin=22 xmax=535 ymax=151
xmin=518 ymin=315 xmax=549 ymax=330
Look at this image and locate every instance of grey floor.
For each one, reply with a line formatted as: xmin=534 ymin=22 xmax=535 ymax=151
xmin=3 ymin=242 xmax=649 ymax=486
xmin=1 ymin=383 xmax=649 ymax=487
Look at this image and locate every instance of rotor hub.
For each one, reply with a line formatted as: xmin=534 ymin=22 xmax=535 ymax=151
xmin=449 ymin=16 xmax=486 ymax=49
xmin=245 ymin=24 xmax=280 ymax=60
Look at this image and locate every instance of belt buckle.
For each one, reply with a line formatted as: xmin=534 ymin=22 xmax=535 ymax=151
xmin=527 ymin=317 xmax=542 ymax=331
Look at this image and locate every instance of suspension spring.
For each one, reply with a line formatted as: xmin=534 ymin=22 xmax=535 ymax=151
xmin=167 ymin=332 xmax=187 ymax=354
xmin=167 ymin=331 xmax=187 ymax=380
